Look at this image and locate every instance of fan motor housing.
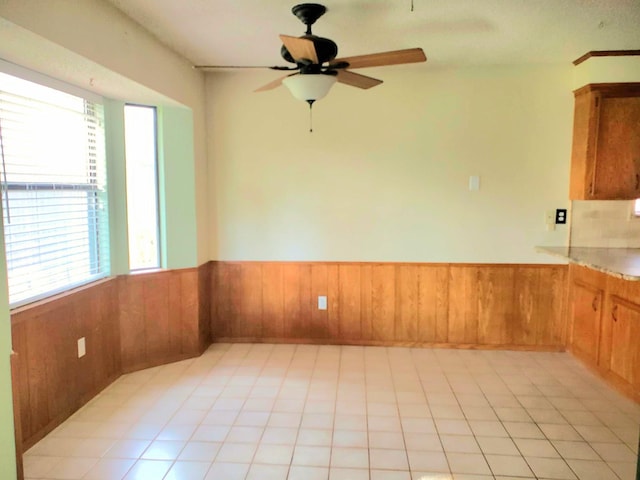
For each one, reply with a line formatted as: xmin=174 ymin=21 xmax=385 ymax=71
xmin=281 ymin=35 xmax=338 ymax=65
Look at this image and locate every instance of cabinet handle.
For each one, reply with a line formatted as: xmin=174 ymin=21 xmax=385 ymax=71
xmin=592 ymin=297 xmax=598 ymax=311
xmin=635 ymin=174 xmax=639 ymax=191
xmin=612 ymin=304 xmax=618 ymax=322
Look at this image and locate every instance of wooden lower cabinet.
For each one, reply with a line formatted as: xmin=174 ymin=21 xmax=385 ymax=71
xmin=569 ymin=280 xmax=603 ymax=364
xmin=607 ymin=297 xmax=640 ymax=388
xmin=568 ymin=265 xmax=640 ymax=400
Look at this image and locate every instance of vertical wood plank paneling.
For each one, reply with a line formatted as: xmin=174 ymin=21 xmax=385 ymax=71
xmin=360 ymin=264 xmax=373 ymax=341
xmin=10 ymin=324 xmax=31 ymax=445
xmin=262 ymin=264 xmax=284 ymax=338
xmin=541 ymin=266 xmax=568 ymax=346
xmin=144 ymin=275 xmax=171 ymax=363
xmin=370 ymin=264 xmax=396 ymax=341
xmin=327 ymin=265 xmax=340 ymax=340
xmin=74 ymin=294 xmax=93 ymax=402
xmin=119 ymin=276 xmax=146 ymax=368
xmin=299 ymin=266 xmax=313 ymax=338
xmin=282 ymin=264 xmax=299 ymax=338
xmin=338 ymin=264 xmax=362 ymax=340
xmin=179 ymin=270 xmax=200 ymax=354
xmin=513 ymin=267 xmax=541 ymax=345
xmin=198 ymin=263 xmax=211 ymax=351
xmin=168 ymin=273 xmax=184 ymax=355
xmin=516 ymin=266 xmax=568 ymax=346
xmin=12 ymin=267 xmax=206 ymax=452
xmin=235 ymin=264 xmax=263 ymax=337
xmin=211 ymin=262 xmax=238 ymax=337
xmin=448 ymin=266 xmax=479 ymax=344
xmin=12 ymin=279 xmax=122 ymax=449
xmin=396 ymin=265 xmax=419 ymax=341
xmin=478 ymin=267 xmax=516 ymax=345
xmin=27 ymin=315 xmax=52 ymax=436
xmin=416 ymin=265 xmax=449 ymax=342
xmin=10 ymin=352 xmax=24 ymax=480
xmin=226 ymin=264 xmax=244 ymax=337
xmin=310 ymin=264 xmax=330 ymax=339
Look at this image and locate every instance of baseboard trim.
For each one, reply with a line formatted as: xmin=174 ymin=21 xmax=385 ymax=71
xmin=212 ymin=337 xmax=565 ymax=352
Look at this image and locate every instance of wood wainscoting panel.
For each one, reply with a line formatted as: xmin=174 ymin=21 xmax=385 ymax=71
xmin=478 ymin=267 xmax=516 ymax=345
xmin=211 ymin=262 xmax=567 ymax=349
xmin=448 ymin=266 xmax=480 ymax=344
xmin=261 ymin=263 xmax=284 ymax=338
xmin=119 ymin=268 xmax=203 ymax=372
xmin=197 ymin=262 xmax=212 ymax=352
xmin=10 ymin=352 xmax=24 ymax=480
xmin=12 ymin=266 xmax=210 ymax=454
xmin=338 ymin=264 xmax=362 ymax=340
xmin=417 ymin=265 xmax=450 ymax=343
xmin=516 ymin=265 xmax=568 ymax=346
xmin=368 ymin=264 xmax=396 ymax=342
xmin=11 ymin=279 xmax=121 ymax=450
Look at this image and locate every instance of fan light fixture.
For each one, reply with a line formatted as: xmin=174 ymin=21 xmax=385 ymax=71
xmin=282 ymin=74 xmax=337 ymax=103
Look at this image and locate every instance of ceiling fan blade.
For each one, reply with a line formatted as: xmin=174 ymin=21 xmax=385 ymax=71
xmin=336 ymin=70 xmax=383 ymax=89
xmin=279 ymin=34 xmax=319 ymax=64
xmin=193 ymin=65 xmax=296 ymax=71
xmin=331 ymin=48 xmax=426 ymax=69
xmin=254 ymin=73 xmax=295 ymax=92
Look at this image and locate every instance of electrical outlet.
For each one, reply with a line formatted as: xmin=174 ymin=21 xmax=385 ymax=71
xmin=555 ymin=209 xmax=567 ymax=224
xmin=77 ymin=337 xmax=86 ymax=358
xmin=318 ymin=295 xmax=327 ymax=310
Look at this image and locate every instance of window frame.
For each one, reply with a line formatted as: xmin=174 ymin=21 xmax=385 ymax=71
xmin=0 ymin=63 xmax=110 ymax=308
xmin=124 ymin=103 xmax=161 ymax=271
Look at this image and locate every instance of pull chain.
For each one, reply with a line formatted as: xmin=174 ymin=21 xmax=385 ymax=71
xmin=410 ymin=0 xmax=414 ymax=12
xmin=307 ymin=100 xmax=315 ymax=133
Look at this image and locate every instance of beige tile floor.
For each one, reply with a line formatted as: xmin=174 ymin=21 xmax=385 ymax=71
xmin=23 ymin=343 xmax=640 ymax=480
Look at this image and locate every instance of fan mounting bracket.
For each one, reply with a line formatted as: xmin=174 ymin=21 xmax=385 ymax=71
xmin=292 ymin=3 xmax=327 ymax=30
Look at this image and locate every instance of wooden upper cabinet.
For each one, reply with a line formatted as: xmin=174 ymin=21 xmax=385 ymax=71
xmin=569 ymin=83 xmax=640 ymax=200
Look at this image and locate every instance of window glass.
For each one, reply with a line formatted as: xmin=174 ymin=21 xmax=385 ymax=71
xmin=124 ymin=105 xmax=159 ymax=270
xmin=0 ymin=72 xmax=109 ymax=306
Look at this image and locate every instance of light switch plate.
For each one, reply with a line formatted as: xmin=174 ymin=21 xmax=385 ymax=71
xmin=77 ymin=337 xmax=86 ymax=358
xmin=318 ymin=295 xmax=327 ymax=310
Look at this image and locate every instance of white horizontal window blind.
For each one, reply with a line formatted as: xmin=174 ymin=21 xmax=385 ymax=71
xmin=0 ymin=72 xmax=110 ymax=306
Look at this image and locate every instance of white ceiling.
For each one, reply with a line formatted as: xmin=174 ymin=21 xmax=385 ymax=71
xmin=106 ymin=0 xmax=640 ymax=68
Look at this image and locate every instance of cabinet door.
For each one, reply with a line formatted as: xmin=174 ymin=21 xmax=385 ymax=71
xmin=592 ymin=95 xmax=640 ymax=199
xmin=570 ymin=281 xmax=603 ymax=364
xmin=608 ymin=297 xmax=640 ymax=388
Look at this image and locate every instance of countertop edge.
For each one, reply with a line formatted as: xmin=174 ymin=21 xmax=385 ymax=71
xmin=535 ymin=246 xmax=640 ymax=281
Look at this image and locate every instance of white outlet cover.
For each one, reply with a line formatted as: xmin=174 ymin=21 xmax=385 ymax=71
xmin=318 ymin=295 xmax=327 ymax=310
xmin=469 ymin=175 xmax=480 ymax=191
xmin=77 ymin=337 xmax=86 ymax=358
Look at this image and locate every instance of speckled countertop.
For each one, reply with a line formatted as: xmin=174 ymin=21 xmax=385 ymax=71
xmin=536 ymin=246 xmax=640 ymax=281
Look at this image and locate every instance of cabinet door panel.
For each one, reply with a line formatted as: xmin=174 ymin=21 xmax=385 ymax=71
xmin=609 ymin=299 xmax=640 ymax=388
xmin=570 ymin=281 xmax=603 ymax=363
xmin=593 ymin=96 xmax=640 ymax=199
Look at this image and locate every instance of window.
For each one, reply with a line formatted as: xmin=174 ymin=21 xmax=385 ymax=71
xmin=0 ymin=72 xmax=109 ymax=306
xmin=124 ymin=104 xmax=159 ymax=270
xmin=634 ymin=199 xmax=640 ymax=217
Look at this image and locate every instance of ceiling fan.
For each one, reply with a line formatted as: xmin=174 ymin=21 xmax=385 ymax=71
xmin=195 ymin=3 xmax=427 ymax=106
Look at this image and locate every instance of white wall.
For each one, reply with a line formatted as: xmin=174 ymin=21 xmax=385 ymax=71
xmin=207 ymin=64 xmax=573 ymax=263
